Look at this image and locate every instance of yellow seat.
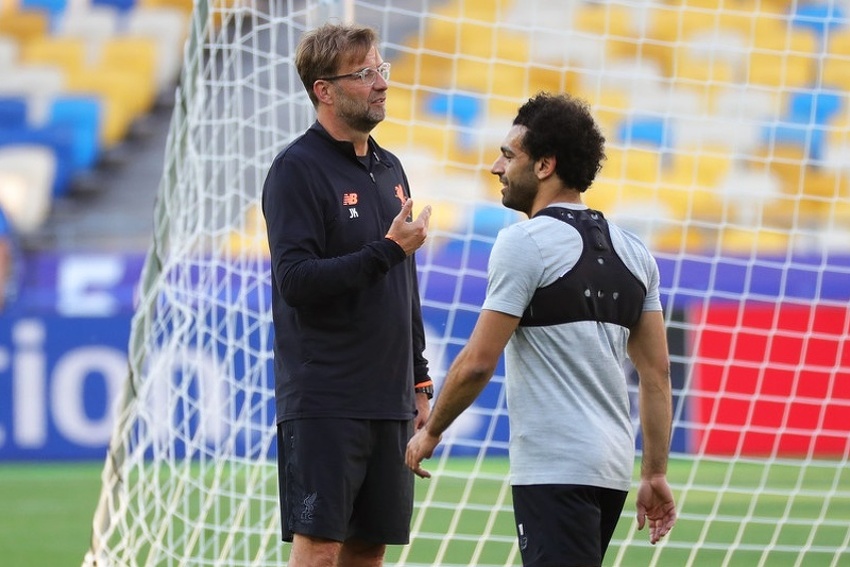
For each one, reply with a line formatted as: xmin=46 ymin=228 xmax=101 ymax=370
xmin=0 ymin=9 xmax=48 ymax=45
xmin=665 ymin=150 xmax=732 ymax=188
xmin=454 ymin=58 xmax=528 ymax=98
xmin=673 ymin=51 xmax=736 ymax=85
xmin=747 ymin=27 xmax=818 ymax=88
xmin=571 ymin=3 xmax=637 ymax=59
xmin=642 ymin=6 xmax=719 ymax=74
xmin=821 ymin=31 xmax=850 ymax=91
xmin=21 ymin=36 xmax=89 ymax=74
xmin=0 ymin=0 xmax=20 ymax=16
xmin=599 ymin=147 xmax=663 ymax=185
xmin=98 ymin=36 xmax=159 ymax=112
xmin=65 ymin=69 xmax=140 ymax=146
xmin=138 ymin=0 xmax=194 ymax=16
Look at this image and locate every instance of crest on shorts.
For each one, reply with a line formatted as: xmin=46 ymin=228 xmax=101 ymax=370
xmin=301 ymin=492 xmax=318 ymax=523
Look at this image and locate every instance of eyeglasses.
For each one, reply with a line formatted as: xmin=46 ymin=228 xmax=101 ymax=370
xmin=318 ymin=62 xmax=391 ymax=86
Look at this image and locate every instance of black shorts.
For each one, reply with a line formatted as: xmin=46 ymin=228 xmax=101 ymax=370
xmin=512 ymin=484 xmax=628 ymax=567
xmin=277 ymin=418 xmax=414 ymax=544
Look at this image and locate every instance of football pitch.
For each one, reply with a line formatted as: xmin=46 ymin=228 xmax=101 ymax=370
xmin=1 ymin=457 xmax=847 ymax=566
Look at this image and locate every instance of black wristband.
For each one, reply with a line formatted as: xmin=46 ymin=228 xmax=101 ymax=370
xmin=414 ymin=384 xmax=434 ymax=399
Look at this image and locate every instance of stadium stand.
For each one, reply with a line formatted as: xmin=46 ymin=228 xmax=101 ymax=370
xmin=0 ymin=0 xmax=188 ymax=250
xmin=0 ymin=0 xmax=847 ymax=258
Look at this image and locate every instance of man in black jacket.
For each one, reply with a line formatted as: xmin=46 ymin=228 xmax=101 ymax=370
xmin=262 ymin=22 xmax=433 ymax=567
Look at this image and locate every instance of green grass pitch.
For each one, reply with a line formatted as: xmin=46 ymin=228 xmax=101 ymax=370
xmin=1 ymin=457 xmax=847 ymax=566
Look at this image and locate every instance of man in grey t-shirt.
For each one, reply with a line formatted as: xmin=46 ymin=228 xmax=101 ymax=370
xmin=406 ymin=93 xmax=676 ymax=566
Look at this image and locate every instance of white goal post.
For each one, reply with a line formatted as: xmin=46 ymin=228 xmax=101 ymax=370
xmin=84 ymin=0 xmax=850 ymax=565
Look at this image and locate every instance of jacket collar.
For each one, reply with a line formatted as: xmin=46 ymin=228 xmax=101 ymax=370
xmin=308 ymin=121 xmax=391 ymax=167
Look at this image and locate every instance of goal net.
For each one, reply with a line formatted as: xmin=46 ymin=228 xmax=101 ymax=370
xmin=84 ymin=0 xmax=850 ymax=565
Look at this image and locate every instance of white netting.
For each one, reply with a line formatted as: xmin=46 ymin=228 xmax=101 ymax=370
xmin=85 ymin=0 xmax=850 ymax=565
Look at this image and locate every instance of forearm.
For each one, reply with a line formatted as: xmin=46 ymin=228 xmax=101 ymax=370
xmin=639 ymin=370 xmax=673 ymax=478
xmin=276 ymin=239 xmax=405 ymax=306
xmin=425 ymin=349 xmax=494 ymax=437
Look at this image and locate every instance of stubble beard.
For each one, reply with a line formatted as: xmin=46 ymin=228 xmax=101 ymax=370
xmin=338 ymin=96 xmax=385 ymax=134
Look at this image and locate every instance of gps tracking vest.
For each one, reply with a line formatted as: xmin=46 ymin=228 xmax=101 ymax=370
xmin=518 ymin=207 xmax=647 ymax=330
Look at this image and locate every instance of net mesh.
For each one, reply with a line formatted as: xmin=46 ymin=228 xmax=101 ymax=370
xmin=85 ymin=0 xmax=850 ymax=565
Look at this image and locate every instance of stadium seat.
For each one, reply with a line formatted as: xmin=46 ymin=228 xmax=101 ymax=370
xmin=600 ymin=146 xmax=662 ymax=184
xmin=124 ymin=6 xmax=189 ymax=90
xmin=0 ymin=125 xmax=75 ymax=195
xmin=137 ymin=0 xmax=192 ymax=15
xmin=571 ymin=3 xmax=637 ymax=59
xmin=0 ymin=65 xmax=65 ymax=122
xmin=821 ymin=30 xmax=850 ymax=92
xmin=617 ymin=115 xmax=673 ymax=149
xmin=0 ymin=144 xmax=55 ymax=234
xmin=47 ymin=95 xmax=101 ymax=171
xmin=666 ymin=149 xmax=732 ymax=189
xmin=747 ymin=27 xmax=819 ymax=88
xmin=0 ymin=35 xmax=19 ymax=69
xmin=21 ymin=0 xmax=67 ymax=19
xmin=789 ymin=2 xmax=846 ymax=40
xmin=55 ymin=5 xmax=120 ymax=45
xmin=21 ymin=36 xmax=89 ymax=75
xmin=98 ymin=36 xmax=159 ymax=112
xmin=760 ymin=90 xmax=842 ymax=162
xmin=673 ymin=50 xmax=736 ymax=85
xmin=0 ymin=9 xmax=49 ymax=44
xmin=0 ymin=96 xmax=28 ymax=128
xmin=65 ymin=68 xmax=138 ymax=146
xmin=91 ymin=0 xmax=135 ymax=12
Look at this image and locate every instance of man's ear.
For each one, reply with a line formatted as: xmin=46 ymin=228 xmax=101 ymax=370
xmin=536 ymin=155 xmax=556 ymax=180
xmin=313 ymin=80 xmax=334 ymax=105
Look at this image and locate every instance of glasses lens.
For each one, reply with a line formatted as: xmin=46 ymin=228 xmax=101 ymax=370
xmin=379 ymin=64 xmax=390 ymax=81
xmin=361 ymin=68 xmax=377 ymax=85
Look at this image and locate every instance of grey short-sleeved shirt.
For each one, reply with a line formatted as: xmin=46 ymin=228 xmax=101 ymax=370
xmin=482 ymin=203 xmax=662 ymax=490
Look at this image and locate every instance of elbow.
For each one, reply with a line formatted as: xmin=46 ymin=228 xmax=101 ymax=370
xmin=463 ymin=358 xmax=498 ymax=387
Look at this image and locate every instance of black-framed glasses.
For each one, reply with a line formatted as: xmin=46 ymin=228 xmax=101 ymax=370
xmin=318 ymin=62 xmax=391 ymax=86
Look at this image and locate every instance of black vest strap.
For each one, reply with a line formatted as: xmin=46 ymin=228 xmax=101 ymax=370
xmin=519 ymin=207 xmax=646 ymax=329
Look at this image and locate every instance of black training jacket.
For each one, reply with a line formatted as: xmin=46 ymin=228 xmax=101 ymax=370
xmin=262 ymin=121 xmax=430 ymax=422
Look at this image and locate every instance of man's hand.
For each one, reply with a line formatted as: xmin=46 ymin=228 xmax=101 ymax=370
xmin=405 ymin=427 xmax=441 ymax=479
xmin=636 ymin=474 xmax=677 ymax=544
xmin=386 ymin=199 xmax=431 ymax=256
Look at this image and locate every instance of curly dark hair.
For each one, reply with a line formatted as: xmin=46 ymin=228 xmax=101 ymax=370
xmin=513 ymin=93 xmax=606 ymax=192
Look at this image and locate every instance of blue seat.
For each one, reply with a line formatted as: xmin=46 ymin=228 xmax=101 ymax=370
xmin=91 ymin=0 xmax=137 ymax=12
xmin=788 ymin=90 xmax=843 ymax=124
xmin=427 ymin=92 xmax=483 ymax=149
xmin=0 ymin=97 xmax=28 ymax=129
xmin=789 ymin=3 xmax=847 ymax=39
xmin=762 ymin=90 xmax=844 ymax=161
xmin=617 ymin=116 xmax=673 ymax=149
xmin=21 ymin=0 xmax=69 ymax=21
xmin=0 ymin=126 xmax=76 ymax=196
xmin=47 ymin=96 xmax=102 ymax=172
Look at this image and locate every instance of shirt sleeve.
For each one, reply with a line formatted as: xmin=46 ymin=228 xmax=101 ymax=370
xmin=262 ymin=151 xmax=405 ymax=307
xmin=481 ymin=225 xmax=545 ymax=318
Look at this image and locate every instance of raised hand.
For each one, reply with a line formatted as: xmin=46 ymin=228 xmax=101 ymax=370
xmin=386 ymin=199 xmax=432 ymax=256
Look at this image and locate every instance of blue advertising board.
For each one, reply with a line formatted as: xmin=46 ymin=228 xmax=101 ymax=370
xmin=3 ymin=235 xmax=850 ymax=461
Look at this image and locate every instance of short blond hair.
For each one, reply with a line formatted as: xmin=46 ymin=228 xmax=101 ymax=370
xmin=295 ymin=23 xmax=378 ymax=107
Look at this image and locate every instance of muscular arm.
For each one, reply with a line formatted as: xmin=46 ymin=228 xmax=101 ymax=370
xmin=628 ymin=309 xmax=677 ymax=543
xmin=406 ymin=309 xmax=519 ymax=477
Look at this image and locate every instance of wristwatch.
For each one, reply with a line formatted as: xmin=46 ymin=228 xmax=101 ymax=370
xmin=414 ymin=383 xmax=434 ymax=399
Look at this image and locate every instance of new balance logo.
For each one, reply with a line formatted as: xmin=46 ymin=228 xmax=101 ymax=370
xmin=343 ymin=193 xmax=358 ymax=205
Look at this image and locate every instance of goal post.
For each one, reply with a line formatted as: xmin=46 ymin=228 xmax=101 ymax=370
xmin=85 ymin=0 xmax=850 ymax=565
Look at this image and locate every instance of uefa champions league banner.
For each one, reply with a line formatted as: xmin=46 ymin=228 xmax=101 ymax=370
xmin=0 ymin=250 xmax=512 ymax=461
xmin=2 ymin=250 xmax=849 ymax=461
